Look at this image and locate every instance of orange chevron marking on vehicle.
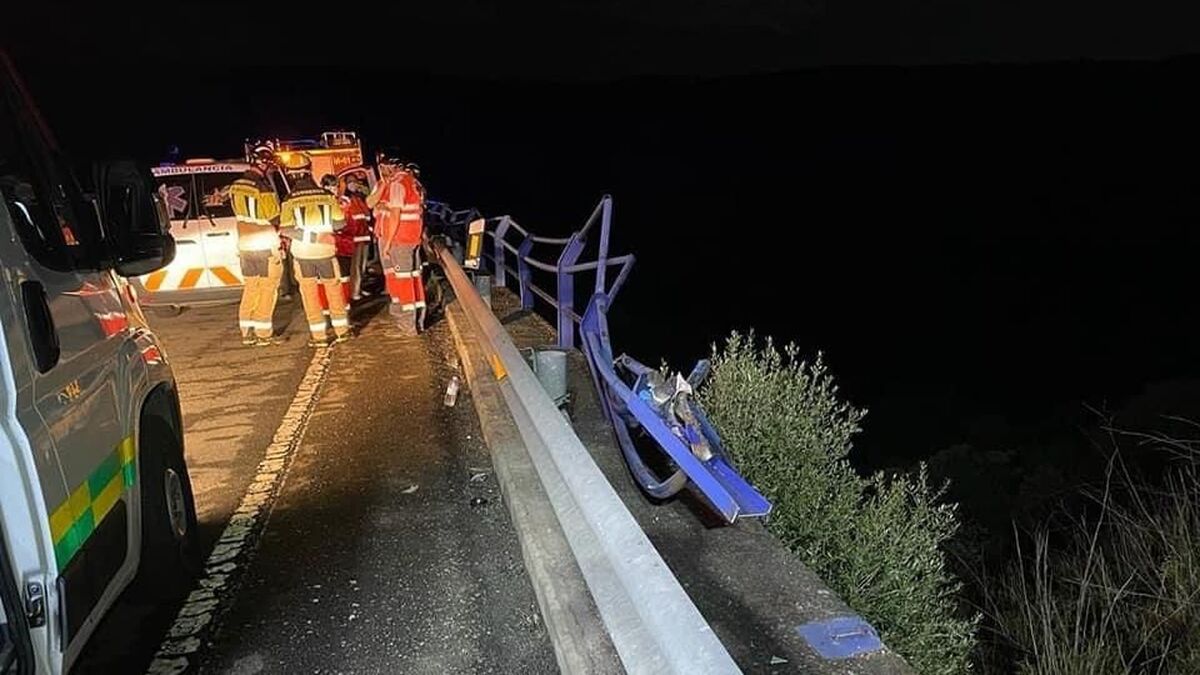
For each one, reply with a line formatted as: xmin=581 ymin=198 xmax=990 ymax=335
xmin=178 ymin=268 xmax=204 ymax=289
xmin=211 ymin=266 xmax=240 ymax=286
xmin=144 ymin=271 xmax=168 ymax=292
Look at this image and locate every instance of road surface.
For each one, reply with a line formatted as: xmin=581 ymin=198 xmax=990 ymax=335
xmin=74 ymin=294 xmax=554 ymax=674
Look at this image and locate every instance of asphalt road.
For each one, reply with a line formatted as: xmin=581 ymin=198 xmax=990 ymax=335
xmin=74 ymin=293 xmax=554 ymax=674
xmin=197 ymin=307 xmax=554 ymax=674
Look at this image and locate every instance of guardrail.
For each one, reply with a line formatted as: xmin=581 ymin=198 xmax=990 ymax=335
xmin=433 ymin=238 xmax=742 ymax=674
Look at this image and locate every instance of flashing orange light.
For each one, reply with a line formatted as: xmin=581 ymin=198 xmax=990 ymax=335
xmin=184 ymin=158 xmax=216 ymax=165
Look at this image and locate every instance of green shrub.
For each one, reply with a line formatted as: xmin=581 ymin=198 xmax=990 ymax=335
xmin=700 ymin=332 xmax=978 ymax=675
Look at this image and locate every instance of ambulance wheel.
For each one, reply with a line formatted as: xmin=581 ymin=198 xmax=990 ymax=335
xmin=136 ymin=417 xmax=200 ymax=599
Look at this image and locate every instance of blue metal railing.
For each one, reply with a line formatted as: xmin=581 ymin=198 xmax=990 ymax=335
xmin=427 ymin=196 xmax=634 ymax=350
xmin=426 ymin=197 xmax=770 ymax=524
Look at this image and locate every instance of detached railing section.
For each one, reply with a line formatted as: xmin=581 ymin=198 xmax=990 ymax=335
xmin=427 ymin=197 xmax=770 ymax=524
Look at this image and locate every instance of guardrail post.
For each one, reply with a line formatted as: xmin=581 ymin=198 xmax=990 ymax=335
xmin=517 ymin=235 xmax=534 ymax=310
xmin=595 ymin=195 xmax=613 ymax=296
xmin=494 ymin=216 xmax=512 ymax=288
xmin=556 ymin=233 xmax=586 ymax=349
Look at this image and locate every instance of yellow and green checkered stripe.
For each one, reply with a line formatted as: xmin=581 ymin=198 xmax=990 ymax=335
xmin=48 ymin=437 xmax=136 ymax=572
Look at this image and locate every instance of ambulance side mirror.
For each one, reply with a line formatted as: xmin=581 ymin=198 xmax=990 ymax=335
xmin=96 ymin=160 xmax=176 ymax=277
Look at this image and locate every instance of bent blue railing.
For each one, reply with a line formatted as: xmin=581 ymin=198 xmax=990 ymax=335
xmin=426 ymin=197 xmax=770 ymax=523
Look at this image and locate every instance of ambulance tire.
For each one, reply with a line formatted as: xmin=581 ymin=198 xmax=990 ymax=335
xmin=136 ymin=417 xmax=201 ymax=600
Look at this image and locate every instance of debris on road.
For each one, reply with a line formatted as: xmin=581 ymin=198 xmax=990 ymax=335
xmin=444 ymin=375 xmax=461 ymax=406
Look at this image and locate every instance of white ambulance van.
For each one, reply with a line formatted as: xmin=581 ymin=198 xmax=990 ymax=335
xmin=133 ymin=160 xmax=275 ymax=309
xmin=1 ymin=53 xmax=198 ymax=673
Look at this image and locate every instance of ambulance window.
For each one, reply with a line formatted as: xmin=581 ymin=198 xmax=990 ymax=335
xmin=197 ymin=172 xmax=239 ymax=219
xmin=156 ymin=174 xmax=194 ymax=222
xmin=0 ymin=92 xmax=76 ymax=271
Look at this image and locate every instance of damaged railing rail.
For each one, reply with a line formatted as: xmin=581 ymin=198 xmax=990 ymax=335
xmin=426 ymin=196 xmax=772 ymax=524
xmin=433 ymin=238 xmax=742 ymax=675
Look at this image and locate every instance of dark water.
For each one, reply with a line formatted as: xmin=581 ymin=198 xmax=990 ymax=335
xmin=20 ymin=58 xmax=1200 ymax=465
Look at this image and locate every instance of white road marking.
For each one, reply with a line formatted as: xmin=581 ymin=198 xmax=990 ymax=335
xmin=146 ymin=348 xmax=333 ymax=674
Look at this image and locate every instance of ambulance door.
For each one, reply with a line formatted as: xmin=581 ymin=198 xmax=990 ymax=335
xmin=33 ymin=265 xmax=130 ymax=664
xmin=194 ymin=171 xmax=242 ymax=289
xmin=146 ymin=172 xmax=211 ymax=294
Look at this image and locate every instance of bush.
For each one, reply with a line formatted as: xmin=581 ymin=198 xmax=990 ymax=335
xmin=699 ymin=332 xmax=978 ymax=675
xmin=980 ymin=436 xmax=1200 ymax=674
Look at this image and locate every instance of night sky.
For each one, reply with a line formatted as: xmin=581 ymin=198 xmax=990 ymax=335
xmin=7 ymin=3 xmax=1200 ymax=464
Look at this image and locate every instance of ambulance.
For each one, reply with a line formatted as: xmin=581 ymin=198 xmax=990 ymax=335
xmin=2 ymin=51 xmax=197 ymax=674
xmin=132 ymin=159 xmax=276 ymax=309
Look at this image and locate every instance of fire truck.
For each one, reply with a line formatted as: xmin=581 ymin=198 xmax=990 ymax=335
xmin=246 ymin=131 xmax=377 ymax=194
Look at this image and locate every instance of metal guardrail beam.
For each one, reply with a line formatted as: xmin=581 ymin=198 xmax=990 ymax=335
xmin=435 ymin=240 xmax=742 ymax=675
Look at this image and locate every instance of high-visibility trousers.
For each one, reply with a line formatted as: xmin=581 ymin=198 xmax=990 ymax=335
xmin=295 ymin=257 xmax=350 ymax=340
xmin=316 ymin=257 xmax=353 ymax=310
xmin=237 ymin=251 xmax=282 ymax=339
xmin=383 ymin=244 xmax=425 ymax=331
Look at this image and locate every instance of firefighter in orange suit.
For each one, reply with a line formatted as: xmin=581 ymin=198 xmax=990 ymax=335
xmin=229 ymin=147 xmax=283 ymax=346
xmin=367 ymin=151 xmax=426 ymax=335
xmin=279 ymin=154 xmax=352 ymax=346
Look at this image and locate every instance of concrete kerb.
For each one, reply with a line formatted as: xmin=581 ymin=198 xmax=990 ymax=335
xmin=445 ymin=300 xmax=625 ymax=675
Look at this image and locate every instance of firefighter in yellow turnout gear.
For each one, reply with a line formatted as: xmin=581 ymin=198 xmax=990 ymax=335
xmin=278 ymin=154 xmax=352 ymax=346
xmin=230 ymin=148 xmax=284 ymax=346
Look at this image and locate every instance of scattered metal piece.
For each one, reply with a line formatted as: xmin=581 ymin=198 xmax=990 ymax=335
xmin=401 ymin=484 xmax=419 ymax=495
